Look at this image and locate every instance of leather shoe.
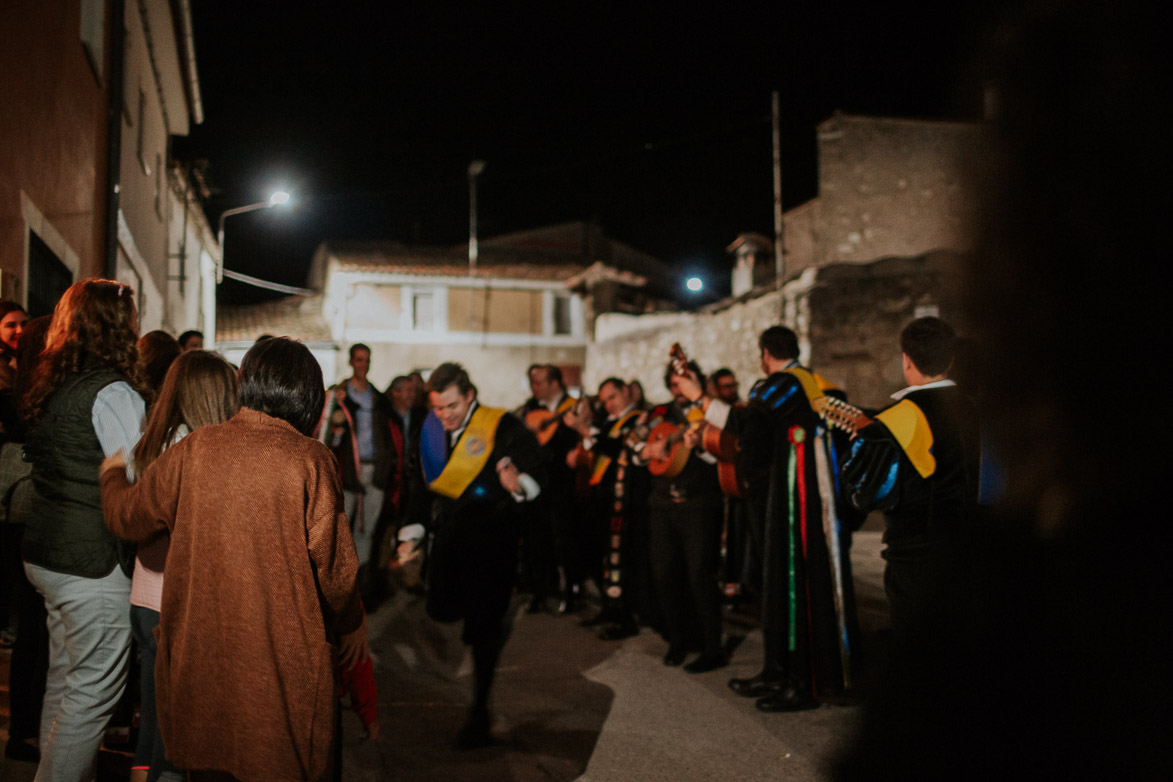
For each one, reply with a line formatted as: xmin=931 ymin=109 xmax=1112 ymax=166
xmin=755 ymin=686 xmax=819 ymax=713
xmin=728 ymin=674 xmax=784 ymax=698
xmin=684 ymin=653 xmax=728 ymax=674
xmin=663 ymin=647 xmax=687 ymax=667
xmin=599 ymin=622 xmax=639 ymax=641
xmin=526 ymin=597 xmax=545 ymax=614
xmin=580 ymin=610 xmax=615 ymax=627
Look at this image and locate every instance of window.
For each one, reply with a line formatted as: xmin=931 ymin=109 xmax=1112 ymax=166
xmin=412 ymin=292 xmax=434 ymax=331
xmin=552 ymin=293 xmax=572 ymax=335
xmin=80 ymin=0 xmax=104 ymax=82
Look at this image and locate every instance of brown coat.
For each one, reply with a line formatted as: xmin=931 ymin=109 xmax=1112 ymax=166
xmin=101 ymin=408 xmax=362 ymax=782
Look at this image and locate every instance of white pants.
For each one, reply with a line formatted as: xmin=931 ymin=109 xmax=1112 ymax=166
xmin=25 ymin=563 xmax=132 ymax=782
xmin=344 ymin=461 xmax=384 ymax=567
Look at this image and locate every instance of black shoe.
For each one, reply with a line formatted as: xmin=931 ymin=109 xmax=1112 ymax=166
xmin=526 ymin=597 xmax=546 ymax=614
xmin=598 ymin=622 xmax=639 ymax=641
xmin=755 ymin=686 xmax=819 ymax=713
xmin=581 ymin=609 xmax=616 ymax=627
xmin=684 ymin=653 xmax=728 ymax=674
xmin=454 ymin=709 xmax=494 ymax=750
xmin=728 ymin=673 xmax=784 ymax=698
xmin=663 ymin=647 xmax=687 ymax=667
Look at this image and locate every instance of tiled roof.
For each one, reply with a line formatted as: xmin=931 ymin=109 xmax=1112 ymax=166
xmin=216 ymin=295 xmax=332 ymax=344
xmin=326 ymin=242 xmax=587 ymax=282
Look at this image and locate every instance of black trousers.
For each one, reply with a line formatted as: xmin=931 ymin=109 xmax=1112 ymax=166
xmin=648 ymin=502 xmax=724 ymax=658
xmin=427 ymin=511 xmax=519 ymax=646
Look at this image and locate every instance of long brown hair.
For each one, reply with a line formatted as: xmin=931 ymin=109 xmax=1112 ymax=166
xmin=21 ymin=278 xmax=150 ymax=423
xmin=133 ymin=350 xmax=239 ymax=474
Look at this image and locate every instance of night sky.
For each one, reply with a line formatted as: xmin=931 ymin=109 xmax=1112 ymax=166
xmin=175 ymin=1 xmax=1005 ymax=305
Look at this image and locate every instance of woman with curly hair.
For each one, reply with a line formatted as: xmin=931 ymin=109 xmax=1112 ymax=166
xmin=20 ymin=278 xmax=150 ymax=782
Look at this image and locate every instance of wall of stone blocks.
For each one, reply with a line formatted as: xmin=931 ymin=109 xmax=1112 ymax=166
xmin=585 ymin=253 xmax=969 ymax=410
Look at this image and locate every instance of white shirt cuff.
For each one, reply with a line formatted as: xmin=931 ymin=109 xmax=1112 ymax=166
xmin=397 ymin=523 xmax=426 ymax=543
xmin=705 ymin=399 xmax=731 ymax=430
xmin=512 ymin=472 xmax=541 ymax=502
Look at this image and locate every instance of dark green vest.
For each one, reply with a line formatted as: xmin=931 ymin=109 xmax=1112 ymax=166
xmin=23 ymin=367 xmax=134 ymax=578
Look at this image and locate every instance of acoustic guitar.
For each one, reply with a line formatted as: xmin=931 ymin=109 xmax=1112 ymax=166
xmin=645 ymin=344 xmax=698 ymax=478
xmin=524 ymin=397 xmax=577 ymax=446
xmin=813 ymin=395 xmax=872 ymax=437
xmin=645 ymin=344 xmax=746 ymax=496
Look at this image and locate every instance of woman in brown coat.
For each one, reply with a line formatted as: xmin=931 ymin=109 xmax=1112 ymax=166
xmin=100 ymin=337 xmax=368 ymax=782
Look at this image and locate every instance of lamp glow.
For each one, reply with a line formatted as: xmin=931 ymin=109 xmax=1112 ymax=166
xmin=686 ymin=276 xmax=704 ymax=292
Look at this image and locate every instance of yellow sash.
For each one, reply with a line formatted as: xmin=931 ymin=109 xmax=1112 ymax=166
xmin=428 ymin=406 xmax=506 ymax=499
xmin=875 ymin=399 xmax=936 ymax=479
xmin=589 ymin=409 xmax=642 ymax=486
xmin=784 ymin=367 xmax=827 ymax=405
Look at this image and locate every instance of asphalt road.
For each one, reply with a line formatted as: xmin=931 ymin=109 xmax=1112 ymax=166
xmin=2 ymin=530 xmax=890 ymax=782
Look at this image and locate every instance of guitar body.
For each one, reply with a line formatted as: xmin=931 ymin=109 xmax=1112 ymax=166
xmin=717 ymin=462 xmax=745 ymax=498
xmin=646 ymin=421 xmax=691 ymax=478
xmin=701 ymin=423 xmax=746 ymax=497
xmin=525 ymin=408 xmax=562 ymax=446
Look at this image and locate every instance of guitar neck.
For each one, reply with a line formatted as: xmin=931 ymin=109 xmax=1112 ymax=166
xmin=814 ymin=396 xmax=871 ymax=436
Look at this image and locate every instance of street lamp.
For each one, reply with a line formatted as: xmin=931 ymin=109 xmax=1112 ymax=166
xmin=216 ymin=190 xmax=291 ymax=283
xmin=205 ymin=190 xmax=291 ymax=352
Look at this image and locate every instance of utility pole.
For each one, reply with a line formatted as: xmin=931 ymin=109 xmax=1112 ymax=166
xmin=468 ymin=160 xmax=486 ymax=333
xmin=772 ymin=91 xmax=785 ymax=284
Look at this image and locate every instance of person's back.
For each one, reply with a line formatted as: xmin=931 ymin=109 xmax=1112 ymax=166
xmin=879 ymin=385 xmax=980 ymax=554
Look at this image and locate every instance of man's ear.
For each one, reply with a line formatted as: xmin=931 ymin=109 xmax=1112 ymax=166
xmin=902 ymin=352 xmax=914 ymax=375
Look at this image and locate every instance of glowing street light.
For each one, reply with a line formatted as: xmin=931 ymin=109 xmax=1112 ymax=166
xmin=216 ymin=190 xmax=292 ymax=283
xmin=686 ymin=276 xmax=704 ymax=293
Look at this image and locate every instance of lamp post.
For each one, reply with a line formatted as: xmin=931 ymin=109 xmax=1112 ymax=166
xmin=206 ymin=190 xmax=290 ymax=351
xmin=216 ymin=190 xmax=290 ymax=283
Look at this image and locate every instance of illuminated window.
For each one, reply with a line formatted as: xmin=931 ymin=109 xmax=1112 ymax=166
xmin=412 ymin=292 xmax=434 ymax=331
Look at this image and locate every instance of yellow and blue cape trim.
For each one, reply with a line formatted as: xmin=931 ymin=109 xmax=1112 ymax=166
xmin=875 ymin=399 xmax=936 ymax=478
xmin=420 ymin=405 xmax=506 ymax=499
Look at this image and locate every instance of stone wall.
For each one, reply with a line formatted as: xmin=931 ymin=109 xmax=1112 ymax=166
xmin=586 ymin=253 xmax=969 ymax=409
xmin=815 ymin=114 xmax=984 ymax=267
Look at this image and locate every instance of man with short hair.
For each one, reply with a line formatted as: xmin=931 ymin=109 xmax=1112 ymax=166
xmin=841 ymin=317 xmax=980 ymax=638
xmin=726 ymin=325 xmax=854 ymax=712
xmin=566 ymin=377 xmax=647 ymax=639
xmin=368 ymin=375 xmax=429 ymax=584
xmin=634 ymin=358 xmax=728 ymax=673
xmin=176 ymin=330 xmax=202 ymax=351
xmin=320 ymin=345 xmax=397 ymax=599
xmin=517 ymin=364 xmax=581 ymax=613
xmin=399 ymin=362 xmax=545 ymax=748
xmin=710 ymin=368 xmax=740 ymax=405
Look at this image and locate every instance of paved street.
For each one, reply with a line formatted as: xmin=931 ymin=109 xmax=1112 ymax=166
xmin=2 ymin=530 xmax=889 ymax=782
